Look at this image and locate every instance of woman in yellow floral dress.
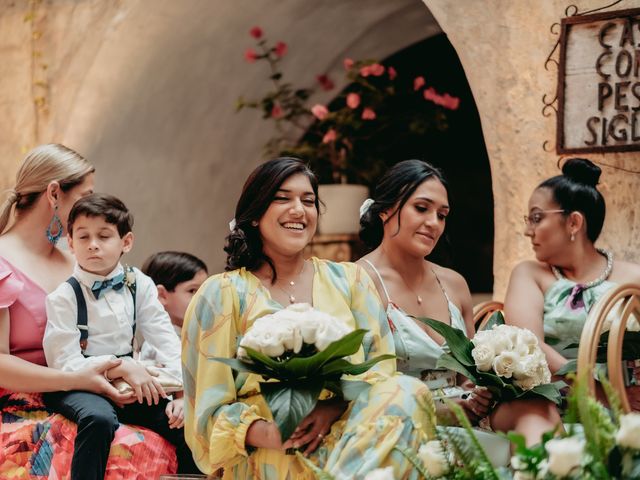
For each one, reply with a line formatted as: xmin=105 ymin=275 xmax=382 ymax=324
xmin=182 ymin=157 xmax=434 ymax=479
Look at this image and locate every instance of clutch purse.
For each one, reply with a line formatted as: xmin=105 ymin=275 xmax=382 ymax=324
xmin=112 ymin=360 xmax=183 ymax=395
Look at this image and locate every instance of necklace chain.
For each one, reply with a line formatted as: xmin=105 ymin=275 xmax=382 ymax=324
xmin=274 ymin=261 xmax=306 ymax=304
xmin=551 ymin=248 xmax=614 ymax=288
xmin=398 ymin=268 xmax=425 ymax=305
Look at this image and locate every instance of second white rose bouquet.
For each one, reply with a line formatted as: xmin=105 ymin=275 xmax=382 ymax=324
xmin=213 ymin=303 xmax=394 ymax=441
xmin=422 ymin=313 xmax=563 ymax=405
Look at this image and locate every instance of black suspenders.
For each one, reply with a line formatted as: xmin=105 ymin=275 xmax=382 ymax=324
xmin=66 ymin=267 xmax=137 ymax=355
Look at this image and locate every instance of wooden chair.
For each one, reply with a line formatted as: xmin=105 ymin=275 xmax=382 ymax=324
xmin=472 ymin=300 xmax=504 ymax=332
xmin=576 ymin=284 xmax=640 ymax=413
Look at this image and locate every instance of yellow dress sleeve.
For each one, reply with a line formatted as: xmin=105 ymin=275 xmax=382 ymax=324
xmin=182 ymin=273 xmax=266 ymax=474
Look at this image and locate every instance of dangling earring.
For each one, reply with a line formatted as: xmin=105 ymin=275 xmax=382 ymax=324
xmin=570 ymin=232 xmax=575 ymax=242
xmin=46 ymin=205 xmax=63 ymax=245
xmin=251 ymin=220 xmax=258 ymax=227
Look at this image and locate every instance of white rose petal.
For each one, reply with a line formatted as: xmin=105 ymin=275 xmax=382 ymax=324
xmin=545 ymin=437 xmax=584 ymax=477
xmin=510 ymin=455 xmax=526 ymax=470
xmin=363 ymin=466 xmax=395 ymax=480
xmin=472 ymin=344 xmax=495 ymax=371
xmin=616 ymin=413 xmax=640 ymax=450
xmin=418 ymin=440 xmax=449 ymax=478
xmin=492 ymin=351 xmax=519 ymax=378
xmin=238 ymin=303 xmax=350 ymax=357
xmin=513 ymin=471 xmax=535 ymax=480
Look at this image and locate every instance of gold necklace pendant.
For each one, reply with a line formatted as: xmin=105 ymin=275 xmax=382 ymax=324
xmin=276 ymin=261 xmax=306 ymax=304
xmin=417 ymin=295 xmax=423 ymax=305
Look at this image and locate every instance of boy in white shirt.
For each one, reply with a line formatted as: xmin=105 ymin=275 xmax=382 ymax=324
xmin=43 ymin=193 xmax=200 ymax=480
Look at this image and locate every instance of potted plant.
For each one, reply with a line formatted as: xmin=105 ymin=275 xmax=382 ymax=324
xmin=237 ymin=26 xmax=460 ymax=234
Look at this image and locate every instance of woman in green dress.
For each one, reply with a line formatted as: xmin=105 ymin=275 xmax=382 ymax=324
xmin=492 ymin=158 xmax=640 ymax=445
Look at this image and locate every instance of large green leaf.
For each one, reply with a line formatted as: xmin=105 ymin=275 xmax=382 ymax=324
xmin=521 ymin=381 xmax=564 ymax=406
xmin=260 ymin=381 xmax=324 ymax=441
xmin=555 ymin=359 xmax=577 ymax=376
xmin=319 ymin=354 xmax=395 ymax=376
xmin=481 ymin=311 xmax=505 ymax=331
xmin=209 ymin=357 xmax=276 ymax=377
xmin=311 ymin=329 xmax=369 ymax=364
xmin=436 ymin=353 xmax=478 ymax=381
xmin=242 ymin=346 xmax=287 ymax=371
xmin=416 ymin=317 xmax=475 ymax=366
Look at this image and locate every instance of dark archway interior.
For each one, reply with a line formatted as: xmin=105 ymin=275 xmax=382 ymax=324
xmin=348 ymin=33 xmax=495 ymax=293
xmin=388 ymin=33 xmax=494 ymax=294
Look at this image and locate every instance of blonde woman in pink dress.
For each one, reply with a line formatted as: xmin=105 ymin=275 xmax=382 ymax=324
xmin=0 ymin=144 xmax=178 ymax=478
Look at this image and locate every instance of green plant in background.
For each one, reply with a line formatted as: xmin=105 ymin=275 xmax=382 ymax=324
xmin=237 ymin=26 xmax=460 ymax=185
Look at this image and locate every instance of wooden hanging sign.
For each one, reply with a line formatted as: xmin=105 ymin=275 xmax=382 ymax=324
xmin=557 ymin=8 xmax=640 ymax=153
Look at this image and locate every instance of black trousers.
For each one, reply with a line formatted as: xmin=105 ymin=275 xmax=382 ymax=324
xmin=44 ymin=391 xmax=200 ymax=480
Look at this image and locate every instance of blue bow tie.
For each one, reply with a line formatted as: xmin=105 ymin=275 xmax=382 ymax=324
xmin=91 ymin=272 xmax=125 ymax=299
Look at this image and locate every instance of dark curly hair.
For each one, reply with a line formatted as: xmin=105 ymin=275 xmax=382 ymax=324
xmin=537 ymin=158 xmax=605 ymax=242
xmin=224 ymin=157 xmax=319 ymax=281
xmin=359 ymin=159 xmax=449 ymax=250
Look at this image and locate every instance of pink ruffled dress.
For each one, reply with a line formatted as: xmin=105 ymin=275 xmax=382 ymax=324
xmin=0 ymin=257 xmax=177 ymax=479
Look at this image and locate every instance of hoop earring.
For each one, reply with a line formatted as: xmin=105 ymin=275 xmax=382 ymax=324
xmin=46 ymin=205 xmax=63 ymax=245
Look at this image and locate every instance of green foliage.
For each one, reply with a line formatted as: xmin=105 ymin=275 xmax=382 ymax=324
xmin=481 ymin=311 xmax=505 ymax=331
xmin=394 ymin=445 xmax=437 ymax=480
xmin=571 ymin=374 xmax=616 ymax=476
xmin=211 ymin=329 xmax=393 ymax=441
xmin=418 ymin=317 xmax=563 ymax=405
xmin=447 ymin=401 xmax=500 ymax=480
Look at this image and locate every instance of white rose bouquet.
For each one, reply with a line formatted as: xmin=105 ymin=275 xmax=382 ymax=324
xmin=212 ymin=303 xmax=394 ymax=441
xmin=421 ymin=313 xmax=563 ymax=405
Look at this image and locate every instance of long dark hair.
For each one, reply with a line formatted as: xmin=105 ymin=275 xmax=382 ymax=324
xmin=224 ymin=157 xmax=319 ymax=280
xmin=359 ymin=159 xmax=449 ymax=250
xmin=538 ymin=158 xmax=605 ymax=242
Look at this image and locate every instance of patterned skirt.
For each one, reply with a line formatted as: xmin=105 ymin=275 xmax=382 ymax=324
xmin=0 ymin=389 xmax=177 ymax=479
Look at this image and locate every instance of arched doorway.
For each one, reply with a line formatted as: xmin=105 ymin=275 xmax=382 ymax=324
xmin=312 ymin=34 xmax=494 ymax=295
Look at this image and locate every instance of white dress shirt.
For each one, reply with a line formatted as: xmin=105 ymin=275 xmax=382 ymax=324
xmin=43 ymin=262 xmax=181 ymax=380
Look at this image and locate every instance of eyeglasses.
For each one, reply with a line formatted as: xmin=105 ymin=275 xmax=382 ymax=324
xmin=523 ymin=209 xmax=565 ymax=227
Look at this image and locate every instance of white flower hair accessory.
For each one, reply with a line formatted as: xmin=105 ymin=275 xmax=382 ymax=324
xmin=359 ymin=198 xmax=375 ymax=219
xmin=228 ymin=218 xmax=237 ymax=232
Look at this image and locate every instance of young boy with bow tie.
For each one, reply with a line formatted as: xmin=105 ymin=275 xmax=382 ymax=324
xmin=43 ymin=193 xmax=199 ymax=480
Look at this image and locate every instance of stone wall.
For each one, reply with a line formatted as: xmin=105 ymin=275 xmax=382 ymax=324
xmin=0 ymin=0 xmax=439 ymax=273
xmin=424 ymin=0 xmax=640 ymax=298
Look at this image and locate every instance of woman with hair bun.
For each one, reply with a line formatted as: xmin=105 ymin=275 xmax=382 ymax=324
xmin=182 ymin=157 xmax=435 ymax=479
xmin=491 ymin=158 xmax=640 ymax=444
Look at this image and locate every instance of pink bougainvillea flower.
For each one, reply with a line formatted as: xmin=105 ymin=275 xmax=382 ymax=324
xmin=316 ymin=74 xmax=335 ymax=91
xmin=249 ymin=26 xmax=263 ymax=39
xmin=369 ymin=63 xmax=385 ymax=76
xmin=343 ymin=58 xmax=354 ymax=70
xmin=274 ymin=41 xmax=288 ymax=57
xmin=361 ymin=107 xmax=376 ymax=120
xmin=346 ymin=93 xmax=360 ymax=109
xmin=244 ymin=48 xmax=258 ymax=63
xmin=322 ymin=129 xmax=337 ymax=144
xmin=388 ymin=66 xmax=397 ymax=80
xmin=359 ymin=65 xmax=372 ymax=77
xmin=271 ymin=103 xmax=283 ymax=119
xmin=442 ymin=93 xmax=461 ymax=110
xmin=423 ymin=87 xmax=437 ymax=101
xmin=413 ymin=76 xmax=426 ymax=91
xmin=311 ymin=104 xmax=329 ymax=120
xmin=423 ymin=88 xmax=461 ymax=111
